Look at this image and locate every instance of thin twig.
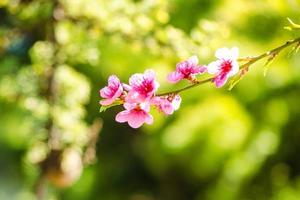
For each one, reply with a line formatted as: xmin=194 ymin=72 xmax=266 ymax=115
xmin=157 ymin=36 xmax=300 ymax=96
xmin=157 ymin=78 xmax=213 ymax=96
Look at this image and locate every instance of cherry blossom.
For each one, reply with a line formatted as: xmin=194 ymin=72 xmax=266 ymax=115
xmin=207 ymin=47 xmax=239 ymax=88
xmin=99 ymin=75 xmax=123 ymax=106
xmin=99 ymin=36 xmax=300 ymax=129
xmin=151 ymin=95 xmax=181 ymax=115
xmin=115 ymin=102 xmax=153 ymax=128
xmin=168 ymin=55 xmax=206 ymax=83
xmin=126 ymin=69 xmax=160 ymax=103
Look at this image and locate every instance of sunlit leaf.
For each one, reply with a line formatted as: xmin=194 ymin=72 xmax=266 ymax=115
xmin=284 ymin=18 xmax=300 ymax=31
xmin=99 ymin=100 xmax=123 ymax=113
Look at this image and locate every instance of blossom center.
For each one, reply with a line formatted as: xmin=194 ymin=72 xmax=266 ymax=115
xmin=180 ymin=65 xmax=193 ymax=78
xmin=220 ymin=60 xmax=232 ymax=73
xmin=138 ymin=79 xmax=154 ymax=94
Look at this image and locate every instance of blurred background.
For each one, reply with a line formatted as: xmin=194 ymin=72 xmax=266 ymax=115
xmin=1 ymin=0 xmax=300 ymax=199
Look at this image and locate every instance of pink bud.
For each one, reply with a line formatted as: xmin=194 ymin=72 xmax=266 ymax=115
xmin=168 ymin=55 xmax=206 ymax=83
xmin=99 ymin=75 xmax=123 ymax=106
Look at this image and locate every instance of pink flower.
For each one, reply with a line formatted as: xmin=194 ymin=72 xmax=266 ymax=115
xmin=207 ymin=47 xmax=239 ymax=88
xmin=99 ymin=75 xmax=123 ymax=106
xmin=126 ymin=69 xmax=160 ymax=103
xmin=151 ymin=94 xmax=181 ymax=115
xmin=167 ymin=55 xmax=206 ymax=83
xmin=115 ymin=102 xmax=153 ymax=128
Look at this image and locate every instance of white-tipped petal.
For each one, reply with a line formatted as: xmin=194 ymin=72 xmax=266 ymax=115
xmin=230 ymin=47 xmax=239 ymax=60
xmin=228 ymin=61 xmax=239 ymax=77
xmin=215 ymin=47 xmax=231 ymax=59
xmin=187 ymin=55 xmax=198 ymax=66
xmin=207 ymin=61 xmax=220 ymax=74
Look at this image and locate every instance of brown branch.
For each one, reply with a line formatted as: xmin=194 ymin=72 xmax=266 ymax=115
xmin=157 ymin=36 xmax=300 ymax=96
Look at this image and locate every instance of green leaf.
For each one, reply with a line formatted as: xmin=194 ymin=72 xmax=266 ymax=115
xmin=284 ymin=18 xmax=300 ymax=31
xmin=99 ymin=100 xmax=123 ymax=113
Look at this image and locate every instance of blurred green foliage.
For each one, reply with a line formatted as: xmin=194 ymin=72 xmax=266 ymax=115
xmin=1 ymin=0 xmax=300 ymax=200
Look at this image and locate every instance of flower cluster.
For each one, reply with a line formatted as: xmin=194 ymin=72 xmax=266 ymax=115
xmin=99 ymin=47 xmax=240 ymax=128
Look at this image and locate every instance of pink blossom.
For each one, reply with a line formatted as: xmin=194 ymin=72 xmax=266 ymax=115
xmin=151 ymin=95 xmax=181 ymax=115
xmin=207 ymin=47 xmax=239 ymax=88
xmin=115 ymin=102 xmax=153 ymax=128
xmin=99 ymin=75 xmax=123 ymax=106
xmin=167 ymin=55 xmax=206 ymax=83
xmin=126 ymin=69 xmax=160 ymax=103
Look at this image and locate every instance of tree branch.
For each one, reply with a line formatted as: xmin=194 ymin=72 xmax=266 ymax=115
xmin=157 ymin=36 xmax=300 ymax=96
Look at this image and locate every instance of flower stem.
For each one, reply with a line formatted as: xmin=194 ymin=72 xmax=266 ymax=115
xmin=157 ymin=36 xmax=300 ymax=96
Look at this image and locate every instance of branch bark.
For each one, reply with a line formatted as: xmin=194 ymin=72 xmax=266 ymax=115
xmin=157 ymin=36 xmax=300 ymax=96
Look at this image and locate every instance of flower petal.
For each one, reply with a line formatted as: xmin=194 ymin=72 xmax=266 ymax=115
xmin=123 ymin=102 xmax=136 ymax=110
xmin=100 ymin=75 xmax=123 ymax=105
xmin=172 ymin=95 xmax=181 ymax=111
xmin=144 ymin=113 xmax=153 ymax=125
xmin=176 ymin=60 xmax=187 ymax=72
xmin=192 ymin=65 xmax=207 ymax=74
xmin=228 ymin=61 xmax=239 ymax=77
xmin=144 ymin=69 xmax=156 ymax=81
xmin=115 ymin=110 xmax=131 ymax=123
xmin=215 ymin=47 xmax=231 ymax=59
xmin=129 ymin=73 xmax=143 ymax=89
xmin=186 ymin=55 xmax=198 ymax=66
xmin=108 ymin=75 xmax=121 ymax=87
xmin=126 ymin=90 xmax=145 ymax=103
xmin=116 ymin=106 xmax=153 ymax=128
xmin=161 ymin=102 xmax=173 ymax=115
xmin=127 ymin=110 xmax=150 ymax=129
xmin=230 ymin=47 xmax=239 ymax=60
xmin=122 ymin=83 xmax=132 ymax=91
xmin=111 ymin=85 xmax=123 ymax=100
xmin=100 ymin=87 xmax=112 ymax=98
xmin=214 ymin=74 xmax=228 ymax=88
xmin=128 ymin=69 xmax=159 ymax=102
xmin=167 ymin=71 xmax=184 ymax=83
xmin=207 ymin=61 xmax=220 ymax=74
